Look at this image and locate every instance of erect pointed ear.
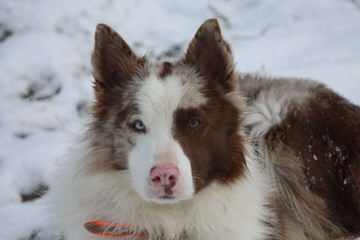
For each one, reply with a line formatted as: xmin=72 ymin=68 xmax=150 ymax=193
xmin=92 ymin=24 xmax=146 ymax=91
xmin=184 ymin=19 xmax=238 ymax=93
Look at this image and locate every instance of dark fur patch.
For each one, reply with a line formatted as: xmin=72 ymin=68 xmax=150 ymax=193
xmin=266 ymin=85 xmax=360 ymax=235
xmin=263 ymin=195 xmax=287 ymax=240
xmin=173 ymin=94 xmax=246 ymax=191
xmin=158 ymin=61 xmax=173 ymax=79
xmin=21 ymin=184 xmax=48 ymax=202
xmin=169 ymin=19 xmax=248 ymax=191
xmin=183 ymin=19 xmax=238 ymax=94
xmin=91 ymin=24 xmax=148 ymax=121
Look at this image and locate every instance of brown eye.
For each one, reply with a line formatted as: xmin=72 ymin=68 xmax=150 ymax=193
xmin=130 ymin=120 xmax=146 ymax=133
xmin=189 ymin=118 xmax=201 ymax=128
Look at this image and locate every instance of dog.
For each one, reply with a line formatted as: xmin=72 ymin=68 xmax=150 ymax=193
xmin=48 ymin=19 xmax=360 ymax=240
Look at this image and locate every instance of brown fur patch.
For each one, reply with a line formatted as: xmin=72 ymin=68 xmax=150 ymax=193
xmin=266 ymin=85 xmax=360 ymax=237
xmin=170 ymin=19 xmax=248 ymax=191
xmin=158 ymin=61 xmax=173 ymax=79
xmin=173 ymin=94 xmax=247 ymax=191
xmin=92 ymin=24 xmax=146 ymax=87
xmin=183 ymin=19 xmax=238 ymax=93
xmin=91 ymin=24 xmax=148 ymax=121
xmin=263 ymin=195 xmax=287 ymax=240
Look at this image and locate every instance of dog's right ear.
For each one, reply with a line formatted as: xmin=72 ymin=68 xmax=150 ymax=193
xmin=92 ymin=24 xmax=146 ymax=91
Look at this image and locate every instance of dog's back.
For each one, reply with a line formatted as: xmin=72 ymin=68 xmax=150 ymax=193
xmin=240 ymin=74 xmax=360 ymax=239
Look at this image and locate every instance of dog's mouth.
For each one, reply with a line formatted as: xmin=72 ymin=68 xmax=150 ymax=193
xmin=144 ymin=186 xmax=193 ymax=203
xmin=146 ymin=188 xmax=177 ymax=201
xmin=159 ymin=194 xmax=175 ymax=200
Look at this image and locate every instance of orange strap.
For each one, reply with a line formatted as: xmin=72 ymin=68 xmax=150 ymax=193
xmin=84 ymin=221 xmax=148 ymax=237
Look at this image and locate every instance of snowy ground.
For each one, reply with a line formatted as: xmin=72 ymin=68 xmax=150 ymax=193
xmin=0 ymin=0 xmax=359 ymax=239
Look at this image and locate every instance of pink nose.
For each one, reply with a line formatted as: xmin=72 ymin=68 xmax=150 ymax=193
xmin=150 ymin=164 xmax=180 ymax=187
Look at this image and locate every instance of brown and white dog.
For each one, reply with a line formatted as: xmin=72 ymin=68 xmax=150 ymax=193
xmin=49 ymin=19 xmax=360 ymax=240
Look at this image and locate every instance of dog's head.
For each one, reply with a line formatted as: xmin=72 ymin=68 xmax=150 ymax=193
xmin=88 ymin=19 xmax=247 ymax=204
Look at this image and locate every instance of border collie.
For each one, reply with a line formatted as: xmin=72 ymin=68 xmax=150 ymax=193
xmin=49 ymin=19 xmax=360 ymax=240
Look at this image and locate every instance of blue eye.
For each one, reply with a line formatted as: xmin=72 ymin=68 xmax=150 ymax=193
xmin=189 ymin=118 xmax=201 ymax=128
xmin=132 ymin=120 xmax=146 ymax=133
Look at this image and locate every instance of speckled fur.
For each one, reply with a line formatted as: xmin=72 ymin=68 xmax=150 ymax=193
xmin=240 ymin=74 xmax=360 ymax=239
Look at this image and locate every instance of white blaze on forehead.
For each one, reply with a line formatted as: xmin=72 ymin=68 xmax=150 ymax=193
xmin=135 ymin=73 xmax=206 ymax=132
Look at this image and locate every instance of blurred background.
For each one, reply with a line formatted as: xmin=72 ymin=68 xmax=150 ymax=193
xmin=0 ymin=0 xmax=359 ymax=239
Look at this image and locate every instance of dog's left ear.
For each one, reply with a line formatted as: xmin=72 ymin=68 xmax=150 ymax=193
xmin=184 ymin=19 xmax=238 ymax=93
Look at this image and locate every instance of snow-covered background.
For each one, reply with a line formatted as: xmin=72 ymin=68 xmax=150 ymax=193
xmin=0 ymin=0 xmax=359 ymax=239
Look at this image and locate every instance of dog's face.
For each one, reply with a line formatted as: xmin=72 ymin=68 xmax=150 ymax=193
xmin=89 ymin=19 xmax=247 ymax=204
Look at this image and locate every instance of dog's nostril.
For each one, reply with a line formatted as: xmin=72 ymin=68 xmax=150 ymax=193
xmin=152 ymin=176 xmax=161 ymax=182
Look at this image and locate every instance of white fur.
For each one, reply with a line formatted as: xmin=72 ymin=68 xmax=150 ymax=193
xmin=243 ymin=80 xmax=313 ymax=140
xmin=48 ymin=141 xmax=274 ymax=240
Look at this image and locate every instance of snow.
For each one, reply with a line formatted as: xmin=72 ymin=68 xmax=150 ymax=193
xmin=0 ymin=0 xmax=359 ymax=239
